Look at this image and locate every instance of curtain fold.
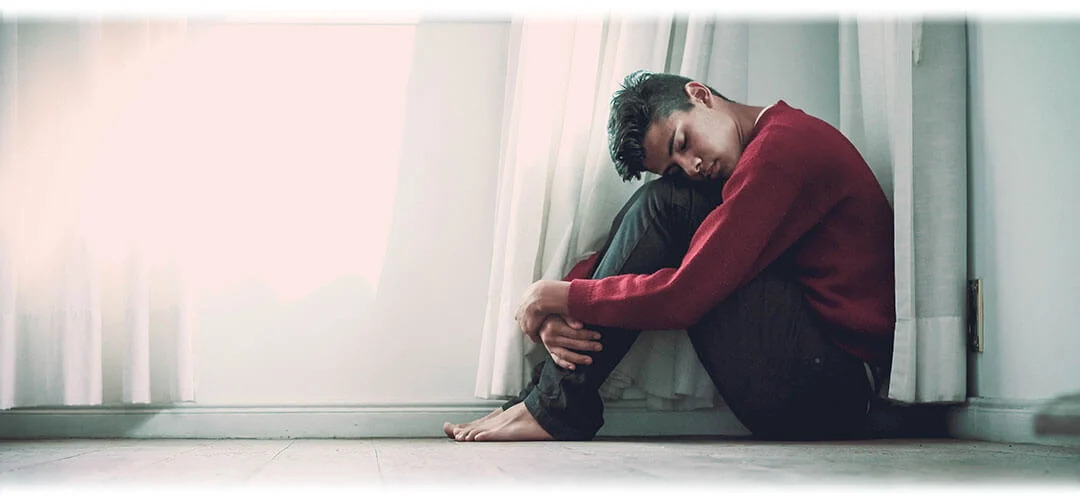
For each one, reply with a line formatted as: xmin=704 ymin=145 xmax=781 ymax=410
xmin=0 ymin=18 xmax=196 ymax=409
xmin=1 ymin=18 xmax=20 ymax=410
xmin=839 ymin=18 xmax=968 ymax=403
xmin=481 ymin=15 xmax=970 ymax=408
xmin=477 ymin=16 xmax=755 ymax=410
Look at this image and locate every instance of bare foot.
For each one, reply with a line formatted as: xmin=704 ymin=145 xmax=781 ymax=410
xmin=442 ymin=408 xmax=503 ymax=438
xmin=454 ymin=402 xmax=553 ymax=442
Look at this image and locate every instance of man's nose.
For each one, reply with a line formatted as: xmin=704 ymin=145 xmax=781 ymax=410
xmin=681 ymin=156 xmax=702 ymax=175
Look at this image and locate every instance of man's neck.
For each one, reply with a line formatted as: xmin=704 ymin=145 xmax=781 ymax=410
xmin=754 ymin=103 xmax=774 ymax=126
xmin=730 ymin=102 xmax=769 ymax=148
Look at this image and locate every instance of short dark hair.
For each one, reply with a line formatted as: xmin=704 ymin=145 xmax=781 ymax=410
xmin=607 ymin=71 xmax=731 ymax=181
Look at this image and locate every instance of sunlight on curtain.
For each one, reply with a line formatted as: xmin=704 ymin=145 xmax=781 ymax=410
xmin=0 ymin=19 xmax=416 ymax=408
xmin=81 ymin=23 xmax=415 ymax=301
xmin=476 ymin=17 xmax=726 ymax=410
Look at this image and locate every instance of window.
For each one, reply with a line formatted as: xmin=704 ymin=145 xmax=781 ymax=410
xmin=83 ymin=22 xmax=417 ymax=301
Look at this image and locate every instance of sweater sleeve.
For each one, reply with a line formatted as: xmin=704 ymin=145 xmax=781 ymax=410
xmin=561 ymin=252 xmax=600 ymax=281
xmin=566 ymin=159 xmax=841 ymax=330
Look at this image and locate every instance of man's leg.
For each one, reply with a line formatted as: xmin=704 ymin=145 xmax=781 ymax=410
xmin=521 ymin=175 xmax=724 ymax=440
xmin=442 ymin=361 xmax=542 ymax=438
xmin=685 ymin=271 xmax=873 ymax=440
xmin=497 ymin=174 xmax=718 ymax=412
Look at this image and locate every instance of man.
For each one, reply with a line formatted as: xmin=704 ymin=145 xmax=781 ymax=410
xmin=444 ymin=70 xmax=895 ymax=441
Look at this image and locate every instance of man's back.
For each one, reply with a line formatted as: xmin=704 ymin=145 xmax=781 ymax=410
xmin=736 ymin=101 xmax=895 ymax=364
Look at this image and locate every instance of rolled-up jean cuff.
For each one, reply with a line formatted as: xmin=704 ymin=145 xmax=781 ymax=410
xmin=523 ymin=389 xmax=594 ymax=441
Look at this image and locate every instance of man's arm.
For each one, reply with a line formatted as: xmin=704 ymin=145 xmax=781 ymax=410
xmin=566 ymin=160 xmax=842 ymax=330
xmin=513 ymin=252 xmax=603 ymax=370
xmin=519 ymin=157 xmax=845 ymax=335
xmin=516 ymin=252 xmax=598 ymax=339
xmin=520 ymin=250 xmax=599 ymax=335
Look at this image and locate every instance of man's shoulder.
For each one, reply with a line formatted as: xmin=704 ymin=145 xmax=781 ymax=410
xmin=739 ymin=106 xmax=870 ymax=186
xmin=756 ymin=106 xmax=858 ymax=160
xmin=762 ymin=104 xmax=842 ymax=139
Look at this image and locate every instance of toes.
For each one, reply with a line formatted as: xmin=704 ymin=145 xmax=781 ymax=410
xmin=442 ymin=422 xmax=456 ymax=439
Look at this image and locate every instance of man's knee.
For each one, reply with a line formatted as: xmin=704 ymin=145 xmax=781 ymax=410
xmin=630 ymin=176 xmax=718 ymax=225
xmin=634 ymin=176 xmax=680 ymax=215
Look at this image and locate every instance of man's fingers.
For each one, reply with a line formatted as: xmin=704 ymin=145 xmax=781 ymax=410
xmin=551 ymin=347 xmax=592 ymax=366
xmin=565 ymin=317 xmax=584 ymax=329
xmin=521 ymin=311 xmax=547 ymax=340
xmin=541 ymin=324 xmax=601 ymax=341
xmin=550 ymin=352 xmax=580 ymax=370
xmin=553 ymin=336 xmax=603 ymax=352
xmin=542 ymin=326 xmax=601 ymax=344
xmin=571 ymin=328 xmax=602 ymax=341
xmin=549 ymin=353 xmax=573 ymax=370
xmin=554 ymin=326 xmax=600 ymax=340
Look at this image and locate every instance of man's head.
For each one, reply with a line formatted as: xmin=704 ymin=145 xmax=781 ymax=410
xmin=608 ymin=71 xmax=746 ymax=182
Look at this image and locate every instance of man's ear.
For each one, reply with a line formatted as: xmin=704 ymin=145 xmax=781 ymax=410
xmin=683 ymin=81 xmax=712 ymax=106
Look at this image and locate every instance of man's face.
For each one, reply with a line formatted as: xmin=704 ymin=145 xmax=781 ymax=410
xmin=642 ymin=84 xmax=743 ymax=182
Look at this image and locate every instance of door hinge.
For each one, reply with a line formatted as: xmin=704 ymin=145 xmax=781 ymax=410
xmin=967 ymin=278 xmax=984 ymax=353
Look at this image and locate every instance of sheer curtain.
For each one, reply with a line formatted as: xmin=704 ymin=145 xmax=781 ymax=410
xmin=839 ymin=19 xmax=968 ymax=403
xmin=476 ymin=16 xmax=756 ymax=410
xmin=0 ymin=19 xmax=195 ymax=409
xmin=478 ymin=15 xmax=970 ymax=408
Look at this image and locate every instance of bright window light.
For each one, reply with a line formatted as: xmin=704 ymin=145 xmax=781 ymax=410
xmin=79 ymin=23 xmax=417 ymax=302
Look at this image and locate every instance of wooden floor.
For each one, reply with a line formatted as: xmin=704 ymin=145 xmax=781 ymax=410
xmin=1 ymin=438 xmax=1078 ymax=488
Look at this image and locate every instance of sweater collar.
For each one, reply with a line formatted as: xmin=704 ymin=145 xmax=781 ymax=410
xmin=747 ymin=99 xmax=788 ymax=143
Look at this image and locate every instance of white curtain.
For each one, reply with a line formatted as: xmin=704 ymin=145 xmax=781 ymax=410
xmin=476 ymin=16 xmax=759 ymax=410
xmin=839 ymin=19 xmax=968 ymax=403
xmin=0 ymin=18 xmax=196 ymax=409
xmin=478 ymin=15 xmax=970 ymax=408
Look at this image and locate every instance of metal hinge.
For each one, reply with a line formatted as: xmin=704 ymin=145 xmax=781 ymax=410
xmin=967 ymin=278 xmax=984 ymax=353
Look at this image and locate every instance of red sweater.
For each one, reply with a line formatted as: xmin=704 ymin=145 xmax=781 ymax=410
xmin=564 ymin=101 xmax=895 ymax=364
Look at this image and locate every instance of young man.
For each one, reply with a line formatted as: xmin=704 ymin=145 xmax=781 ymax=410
xmin=445 ymin=71 xmax=895 ymax=441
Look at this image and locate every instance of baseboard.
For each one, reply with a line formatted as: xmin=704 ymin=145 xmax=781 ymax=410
xmin=1034 ymin=391 xmax=1080 ymax=437
xmin=0 ymin=401 xmax=749 ymax=439
xmin=948 ymin=397 xmax=1080 ymax=446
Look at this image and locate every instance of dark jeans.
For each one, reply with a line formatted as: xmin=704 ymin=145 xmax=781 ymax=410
xmin=505 ymin=175 xmax=873 ymax=441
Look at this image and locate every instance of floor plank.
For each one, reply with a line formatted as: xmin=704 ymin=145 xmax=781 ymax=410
xmin=0 ymin=440 xmax=207 ymax=485
xmin=246 ymin=439 xmax=381 ymax=484
xmin=0 ymin=438 xmax=1076 ymax=487
xmin=103 ymin=440 xmax=287 ymax=485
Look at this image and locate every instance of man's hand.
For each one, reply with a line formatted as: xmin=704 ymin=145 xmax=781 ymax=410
xmin=514 ymin=280 xmax=571 ymax=340
xmin=533 ymin=315 xmax=602 ymax=371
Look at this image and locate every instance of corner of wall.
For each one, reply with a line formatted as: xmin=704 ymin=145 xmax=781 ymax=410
xmin=949 ymin=397 xmax=1080 ymax=446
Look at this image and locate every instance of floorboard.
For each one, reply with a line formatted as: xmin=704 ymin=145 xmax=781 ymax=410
xmin=0 ymin=438 xmax=1077 ymax=488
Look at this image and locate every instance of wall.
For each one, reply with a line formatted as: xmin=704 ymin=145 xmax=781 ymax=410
xmin=193 ymin=21 xmax=510 ymax=404
xmin=966 ymin=21 xmax=1080 ymax=401
xmin=960 ymin=20 xmax=1080 ymax=441
xmin=748 ymin=20 xmax=840 ymax=128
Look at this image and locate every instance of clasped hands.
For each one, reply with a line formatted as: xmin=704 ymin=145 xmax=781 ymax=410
xmin=514 ymin=280 xmax=602 ymax=371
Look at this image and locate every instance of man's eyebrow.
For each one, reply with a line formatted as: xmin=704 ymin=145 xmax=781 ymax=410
xmin=659 ymin=127 xmax=677 ymax=176
xmin=668 ymin=126 xmax=677 ymax=159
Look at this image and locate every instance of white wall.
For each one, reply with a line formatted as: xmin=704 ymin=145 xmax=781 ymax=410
xmin=747 ymin=20 xmax=840 ymax=128
xmin=193 ymin=21 xmax=509 ymax=404
xmin=967 ymin=21 xmax=1080 ymax=402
